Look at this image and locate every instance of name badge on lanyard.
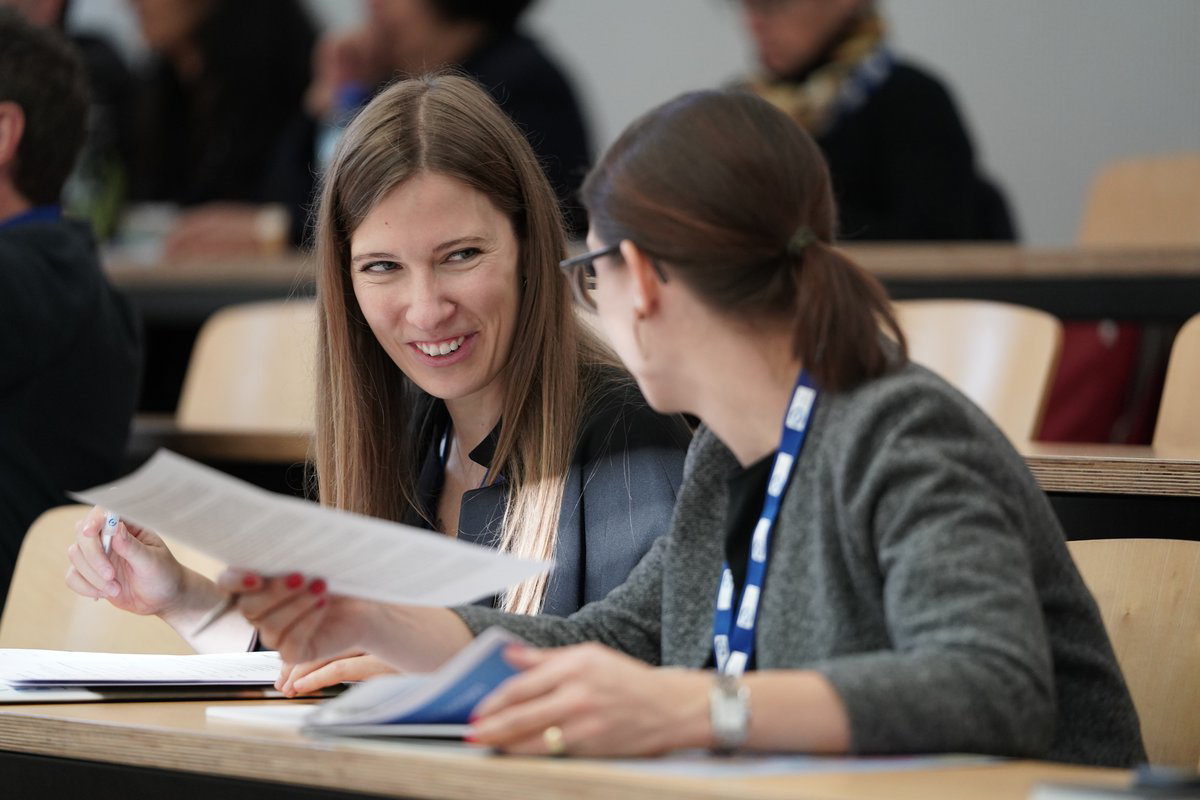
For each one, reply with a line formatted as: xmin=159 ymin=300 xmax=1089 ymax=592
xmin=712 ymin=369 xmax=818 ymax=676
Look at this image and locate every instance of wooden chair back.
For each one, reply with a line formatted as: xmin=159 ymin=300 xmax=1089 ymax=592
xmin=893 ymin=299 xmax=1062 ymax=444
xmin=1078 ymin=152 xmax=1200 ymax=246
xmin=176 ymin=299 xmax=317 ymax=433
xmin=1067 ymin=538 xmax=1200 ymax=768
xmin=1154 ymin=312 xmax=1200 ymax=452
xmin=0 ymin=505 xmax=223 ymax=654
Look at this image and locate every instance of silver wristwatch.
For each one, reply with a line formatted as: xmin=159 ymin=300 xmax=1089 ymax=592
xmin=709 ymin=672 xmax=751 ymax=753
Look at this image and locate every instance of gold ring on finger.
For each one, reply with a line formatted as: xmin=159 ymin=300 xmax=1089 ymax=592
xmin=542 ymin=725 xmax=567 ymax=757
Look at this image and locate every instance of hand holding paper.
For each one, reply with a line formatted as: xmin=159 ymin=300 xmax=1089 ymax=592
xmin=71 ymin=451 xmax=543 ymax=665
xmin=72 ymin=450 xmax=551 ymax=608
xmin=219 ymin=569 xmax=376 ymax=663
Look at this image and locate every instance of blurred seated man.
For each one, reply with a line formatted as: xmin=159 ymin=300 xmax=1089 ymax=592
xmin=1 ymin=0 xmax=135 ymax=240
xmin=126 ymin=0 xmax=317 ymax=259
xmin=308 ymin=0 xmax=591 ymax=236
xmin=0 ymin=8 xmax=141 ymax=609
xmin=740 ymin=0 xmax=1015 ymax=241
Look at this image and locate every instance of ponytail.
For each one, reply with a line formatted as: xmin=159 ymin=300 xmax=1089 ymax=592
xmin=580 ymin=87 xmax=909 ymax=393
xmin=790 ymin=241 xmax=907 ymax=392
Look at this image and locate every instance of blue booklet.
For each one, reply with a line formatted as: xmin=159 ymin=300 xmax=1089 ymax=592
xmin=303 ymin=627 xmax=524 ymax=737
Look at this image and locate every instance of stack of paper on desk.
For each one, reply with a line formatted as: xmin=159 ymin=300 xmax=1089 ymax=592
xmin=1 ymin=649 xmax=282 ymax=687
xmin=207 ymin=627 xmax=523 ymax=738
xmin=72 ymin=450 xmax=551 ymax=607
xmin=0 ymin=649 xmax=288 ymax=703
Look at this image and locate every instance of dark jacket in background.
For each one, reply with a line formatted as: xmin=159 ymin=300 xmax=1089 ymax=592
xmin=128 ymin=0 xmax=316 ymax=217
xmin=408 ymin=371 xmax=691 ymax=616
xmin=0 ymin=217 xmax=142 ymax=608
xmin=461 ymin=29 xmax=592 ymax=237
xmin=820 ymin=62 xmax=1015 ymax=241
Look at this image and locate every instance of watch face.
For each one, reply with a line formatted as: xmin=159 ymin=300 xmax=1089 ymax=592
xmin=710 ymin=678 xmax=750 ymax=751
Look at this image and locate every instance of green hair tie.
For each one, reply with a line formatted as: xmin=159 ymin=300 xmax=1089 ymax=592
xmin=786 ymin=228 xmax=818 ymax=257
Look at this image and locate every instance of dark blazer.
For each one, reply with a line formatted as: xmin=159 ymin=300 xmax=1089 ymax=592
xmin=128 ymin=0 xmax=316 ymax=211
xmin=461 ymin=30 xmax=592 ymax=237
xmin=408 ymin=374 xmax=691 ymax=616
xmin=819 ymin=62 xmax=1016 ymax=241
xmin=0 ymin=216 xmax=142 ymax=608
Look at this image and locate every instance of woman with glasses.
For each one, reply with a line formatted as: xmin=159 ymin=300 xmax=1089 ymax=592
xmin=216 ymin=88 xmax=1143 ymax=765
xmin=66 ymin=75 xmax=690 ymax=690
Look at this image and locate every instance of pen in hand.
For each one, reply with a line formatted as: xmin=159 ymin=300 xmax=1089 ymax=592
xmin=101 ymin=511 xmax=119 ymax=555
xmin=191 ymin=594 xmax=239 ymax=637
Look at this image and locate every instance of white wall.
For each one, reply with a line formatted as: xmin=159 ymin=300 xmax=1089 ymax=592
xmin=879 ymin=1 xmax=1200 ymax=244
xmin=68 ymin=0 xmax=1200 ymax=245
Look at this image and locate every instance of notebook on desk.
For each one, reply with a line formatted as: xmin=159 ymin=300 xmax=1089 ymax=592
xmin=0 ymin=648 xmax=309 ymax=703
xmin=1 ymin=648 xmax=282 ymax=688
xmin=207 ymin=627 xmax=523 ymax=738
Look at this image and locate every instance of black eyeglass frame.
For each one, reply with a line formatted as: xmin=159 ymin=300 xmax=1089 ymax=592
xmin=558 ymin=242 xmax=668 ymax=311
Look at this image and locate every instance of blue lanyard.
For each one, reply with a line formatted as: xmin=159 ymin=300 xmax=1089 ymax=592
xmin=712 ymin=368 xmax=818 ymax=676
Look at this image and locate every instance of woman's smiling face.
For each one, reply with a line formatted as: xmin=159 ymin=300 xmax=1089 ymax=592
xmin=349 ymin=171 xmax=521 ymax=410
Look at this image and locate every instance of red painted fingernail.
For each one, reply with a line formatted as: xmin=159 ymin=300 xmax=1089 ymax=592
xmin=467 ymin=713 xmax=478 ymax=724
xmin=284 ymin=573 xmax=304 ymax=589
xmin=309 ymin=578 xmax=326 ymax=595
xmin=463 ymin=734 xmax=478 ymax=743
xmin=242 ymin=574 xmax=258 ymax=589
xmin=315 ymin=596 xmax=327 ymax=608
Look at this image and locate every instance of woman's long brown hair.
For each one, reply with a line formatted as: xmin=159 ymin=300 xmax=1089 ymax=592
xmin=312 ymin=74 xmax=613 ymax=614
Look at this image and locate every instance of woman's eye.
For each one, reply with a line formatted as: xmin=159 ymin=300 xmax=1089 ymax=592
xmin=360 ymin=260 xmax=399 ymax=274
xmin=446 ymin=247 xmax=482 ymax=264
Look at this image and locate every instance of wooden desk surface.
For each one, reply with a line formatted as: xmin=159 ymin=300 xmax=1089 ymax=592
xmin=104 ymin=253 xmax=316 ymax=327
xmin=103 ymin=245 xmax=1199 ymax=288
xmin=131 ymin=413 xmax=313 ymax=464
xmin=844 ymin=243 xmax=1200 ymax=322
xmin=1022 ymin=443 xmax=1200 ymax=497
xmin=843 ymin=243 xmax=1200 ymax=279
xmin=104 ymin=244 xmax=1200 ymax=329
xmin=102 ymin=245 xmax=1200 ymax=497
xmin=0 ymin=701 xmax=1130 ymax=800
xmin=126 ymin=432 xmax=1200 ymax=499
xmin=104 ymin=253 xmax=315 ymax=288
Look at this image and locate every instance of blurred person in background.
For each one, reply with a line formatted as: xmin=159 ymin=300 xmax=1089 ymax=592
xmin=0 ymin=8 xmax=141 ymax=611
xmin=308 ymin=0 xmax=590 ymax=236
xmin=739 ymin=0 xmax=1015 ymax=241
xmin=126 ymin=0 xmax=317 ymax=257
xmin=1 ymin=0 xmax=134 ymax=239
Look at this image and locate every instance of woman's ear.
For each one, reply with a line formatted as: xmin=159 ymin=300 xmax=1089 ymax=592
xmin=0 ymin=102 xmax=26 ymax=172
xmin=618 ymin=239 xmax=661 ymax=317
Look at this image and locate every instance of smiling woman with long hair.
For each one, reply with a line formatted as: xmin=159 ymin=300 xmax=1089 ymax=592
xmin=311 ymin=76 xmax=682 ymax=616
xmin=66 ymin=76 xmax=690 ymax=690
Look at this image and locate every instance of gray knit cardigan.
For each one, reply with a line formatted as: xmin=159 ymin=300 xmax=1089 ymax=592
xmin=454 ymin=362 xmax=1145 ymax=766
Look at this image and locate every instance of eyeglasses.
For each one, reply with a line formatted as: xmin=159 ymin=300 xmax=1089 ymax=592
xmin=558 ymin=242 xmax=668 ymax=311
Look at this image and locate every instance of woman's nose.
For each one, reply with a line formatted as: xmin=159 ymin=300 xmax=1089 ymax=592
xmin=403 ymin=274 xmax=455 ymax=332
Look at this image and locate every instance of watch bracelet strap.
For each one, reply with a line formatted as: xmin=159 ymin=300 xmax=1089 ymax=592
xmin=709 ymin=672 xmax=751 ymax=753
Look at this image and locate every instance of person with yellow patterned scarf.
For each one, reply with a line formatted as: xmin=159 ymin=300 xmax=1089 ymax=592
xmin=740 ymin=0 xmax=1015 ymax=241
